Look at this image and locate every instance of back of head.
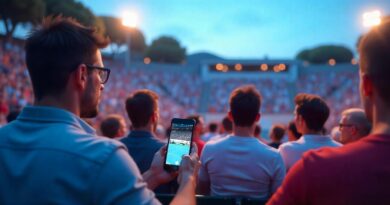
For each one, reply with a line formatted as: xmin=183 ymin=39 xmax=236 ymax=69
xmin=295 ymin=93 xmax=330 ymax=132
xmin=342 ymin=108 xmax=372 ymax=137
xmin=359 ymin=19 xmax=390 ymax=106
xmin=288 ymin=121 xmax=302 ymax=140
xmin=229 ymin=85 xmax=262 ymax=127
xmin=186 ymin=115 xmax=201 ymax=125
xmin=254 ymin=124 xmax=262 ymax=136
xmin=100 ymin=114 xmax=125 ymax=138
xmin=25 ymin=16 xmax=109 ymax=100
xmin=208 ymin=122 xmax=218 ymax=133
xmin=270 ymin=124 xmax=285 ymax=141
xmin=222 ymin=116 xmax=233 ymax=132
xmin=125 ymin=89 xmax=159 ymax=129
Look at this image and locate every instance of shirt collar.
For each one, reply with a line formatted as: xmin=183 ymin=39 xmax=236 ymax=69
xmin=17 ymin=106 xmax=96 ymax=135
xmin=301 ymin=134 xmax=332 ymax=142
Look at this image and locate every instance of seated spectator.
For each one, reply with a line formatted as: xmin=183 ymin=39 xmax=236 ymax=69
xmin=286 ymin=121 xmax=301 ymax=141
xmin=254 ymin=124 xmax=268 ymax=144
xmin=99 ymin=114 xmax=127 ymax=139
xmin=201 ymin=122 xmax=219 ymax=142
xmin=0 ymin=16 xmax=198 ymax=204
xmin=339 ymin=108 xmax=371 ymax=144
xmin=198 ymin=85 xmax=285 ymax=199
xmin=186 ymin=115 xmax=205 ymax=156
xmin=268 ymin=124 xmax=285 ymax=149
xmin=120 ymin=90 xmax=165 ymax=173
xmin=279 ymin=93 xmax=341 ymax=171
xmin=268 ymin=19 xmax=390 ymax=205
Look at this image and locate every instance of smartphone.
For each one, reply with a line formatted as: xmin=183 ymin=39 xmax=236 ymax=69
xmin=164 ymin=118 xmax=196 ymax=172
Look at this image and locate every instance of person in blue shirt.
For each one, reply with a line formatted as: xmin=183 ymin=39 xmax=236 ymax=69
xmin=0 ymin=16 xmax=199 ymax=205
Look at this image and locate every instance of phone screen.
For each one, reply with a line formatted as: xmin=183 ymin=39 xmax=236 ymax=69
xmin=165 ymin=120 xmax=194 ymax=167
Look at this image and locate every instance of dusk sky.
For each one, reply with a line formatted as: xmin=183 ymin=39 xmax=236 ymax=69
xmin=16 ymin=0 xmax=390 ymax=59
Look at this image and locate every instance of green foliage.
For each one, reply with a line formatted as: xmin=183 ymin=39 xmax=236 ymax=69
xmin=145 ymin=36 xmax=186 ymax=64
xmin=43 ymin=0 xmax=105 ymax=34
xmin=0 ymin=0 xmax=45 ymax=41
xmin=296 ymin=45 xmax=354 ymax=64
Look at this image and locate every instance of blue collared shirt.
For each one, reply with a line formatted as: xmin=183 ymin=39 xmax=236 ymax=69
xmin=0 ymin=106 xmax=160 ymax=205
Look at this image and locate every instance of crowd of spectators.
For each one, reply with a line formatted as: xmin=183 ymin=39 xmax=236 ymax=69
xmin=0 ymin=41 xmax=361 ymax=131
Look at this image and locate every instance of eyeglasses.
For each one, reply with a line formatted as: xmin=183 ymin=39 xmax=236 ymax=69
xmin=85 ymin=64 xmax=111 ymax=84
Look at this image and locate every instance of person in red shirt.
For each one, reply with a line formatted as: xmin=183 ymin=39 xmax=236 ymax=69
xmin=186 ymin=115 xmax=205 ymax=156
xmin=268 ymin=19 xmax=390 ymax=205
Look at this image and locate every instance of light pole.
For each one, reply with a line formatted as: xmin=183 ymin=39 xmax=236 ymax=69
xmin=122 ymin=11 xmax=137 ymax=69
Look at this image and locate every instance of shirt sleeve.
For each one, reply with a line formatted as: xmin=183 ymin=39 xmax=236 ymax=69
xmin=91 ymin=148 xmax=161 ymax=205
xmin=197 ymin=145 xmax=211 ymax=195
xmin=267 ymin=158 xmax=308 ymax=205
xmin=270 ymin=153 xmax=286 ymax=194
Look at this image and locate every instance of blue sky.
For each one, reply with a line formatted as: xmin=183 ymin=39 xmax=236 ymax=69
xmin=12 ymin=0 xmax=390 ymax=59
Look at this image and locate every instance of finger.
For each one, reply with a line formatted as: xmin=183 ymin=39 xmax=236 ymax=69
xmin=159 ymin=145 xmax=167 ymax=156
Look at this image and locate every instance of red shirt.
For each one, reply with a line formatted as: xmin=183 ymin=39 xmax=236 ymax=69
xmin=194 ymin=137 xmax=205 ymax=157
xmin=268 ymin=134 xmax=390 ymax=205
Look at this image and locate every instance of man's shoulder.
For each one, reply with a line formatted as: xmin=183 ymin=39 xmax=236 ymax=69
xmin=279 ymin=140 xmax=302 ymax=152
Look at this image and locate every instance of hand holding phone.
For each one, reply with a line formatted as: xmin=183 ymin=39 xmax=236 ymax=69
xmin=164 ymin=118 xmax=196 ymax=172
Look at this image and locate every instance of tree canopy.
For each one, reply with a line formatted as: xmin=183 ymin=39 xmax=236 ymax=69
xmin=145 ymin=36 xmax=186 ymax=64
xmin=296 ymin=45 xmax=354 ymax=64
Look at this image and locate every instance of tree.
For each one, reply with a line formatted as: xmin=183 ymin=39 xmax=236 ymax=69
xmin=296 ymin=45 xmax=354 ymax=64
xmin=100 ymin=16 xmax=146 ymax=58
xmin=43 ymin=0 xmax=105 ymax=34
xmin=0 ymin=0 xmax=45 ymax=44
xmin=145 ymin=36 xmax=186 ymax=64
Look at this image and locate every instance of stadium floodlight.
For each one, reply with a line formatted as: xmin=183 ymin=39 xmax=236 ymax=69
xmin=122 ymin=11 xmax=138 ymax=28
xmin=363 ymin=10 xmax=382 ymax=28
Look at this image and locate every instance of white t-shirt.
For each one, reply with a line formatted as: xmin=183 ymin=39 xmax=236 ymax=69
xmin=198 ymin=135 xmax=285 ymax=199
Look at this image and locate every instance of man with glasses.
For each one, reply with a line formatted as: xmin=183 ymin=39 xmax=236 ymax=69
xmin=0 ymin=16 xmax=199 ymax=205
xmin=339 ymin=108 xmax=371 ymax=144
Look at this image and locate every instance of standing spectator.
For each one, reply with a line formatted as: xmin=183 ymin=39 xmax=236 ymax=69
xmin=339 ymin=108 xmax=371 ymax=144
xmin=268 ymin=124 xmax=285 ymax=149
xmin=198 ymin=85 xmax=285 ymax=199
xmin=279 ymin=93 xmax=341 ymax=171
xmin=99 ymin=114 xmax=127 ymax=139
xmin=268 ymin=19 xmax=390 ymax=205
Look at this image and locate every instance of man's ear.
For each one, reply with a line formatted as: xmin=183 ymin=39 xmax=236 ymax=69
xmin=72 ymin=64 xmax=88 ymax=90
xmin=255 ymin=113 xmax=261 ymax=122
xmin=228 ymin=111 xmax=234 ymax=121
xmin=362 ymin=74 xmax=373 ymax=97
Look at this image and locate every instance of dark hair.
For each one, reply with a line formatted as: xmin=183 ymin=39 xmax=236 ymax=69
xmin=294 ymin=93 xmax=330 ymax=132
xmin=125 ymin=89 xmax=159 ymax=128
xmin=254 ymin=124 xmax=261 ymax=136
xmin=25 ymin=16 xmax=109 ymax=100
xmin=359 ymin=19 xmax=390 ymax=105
xmin=186 ymin=115 xmax=202 ymax=125
xmin=270 ymin=124 xmax=285 ymax=141
xmin=229 ymin=85 xmax=261 ymax=127
xmin=288 ymin=121 xmax=302 ymax=140
xmin=222 ymin=116 xmax=233 ymax=132
xmin=100 ymin=114 xmax=125 ymax=138
xmin=208 ymin=122 xmax=218 ymax=132
xmin=6 ymin=110 xmax=20 ymax=123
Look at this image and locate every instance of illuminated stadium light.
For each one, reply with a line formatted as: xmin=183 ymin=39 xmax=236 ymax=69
xmin=122 ymin=11 xmax=138 ymax=28
xmin=235 ymin=64 xmax=243 ymax=71
xmin=363 ymin=10 xmax=382 ymax=28
xmin=279 ymin=64 xmax=286 ymax=71
xmin=329 ymin=58 xmax=336 ymax=66
xmin=273 ymin=65 xmax=280 ymax=72
xmin=260 ymin=64 xmax=268 ymax=71
xmin=216 ymin=63 xmax=224 ymax=71
xmin=222 ymin=65 xmax=229 ymax=72
xmin=351 ymin=58 xmax=358 ymax=65
xmin=144 ymin=57 xmax=151 ymax=64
